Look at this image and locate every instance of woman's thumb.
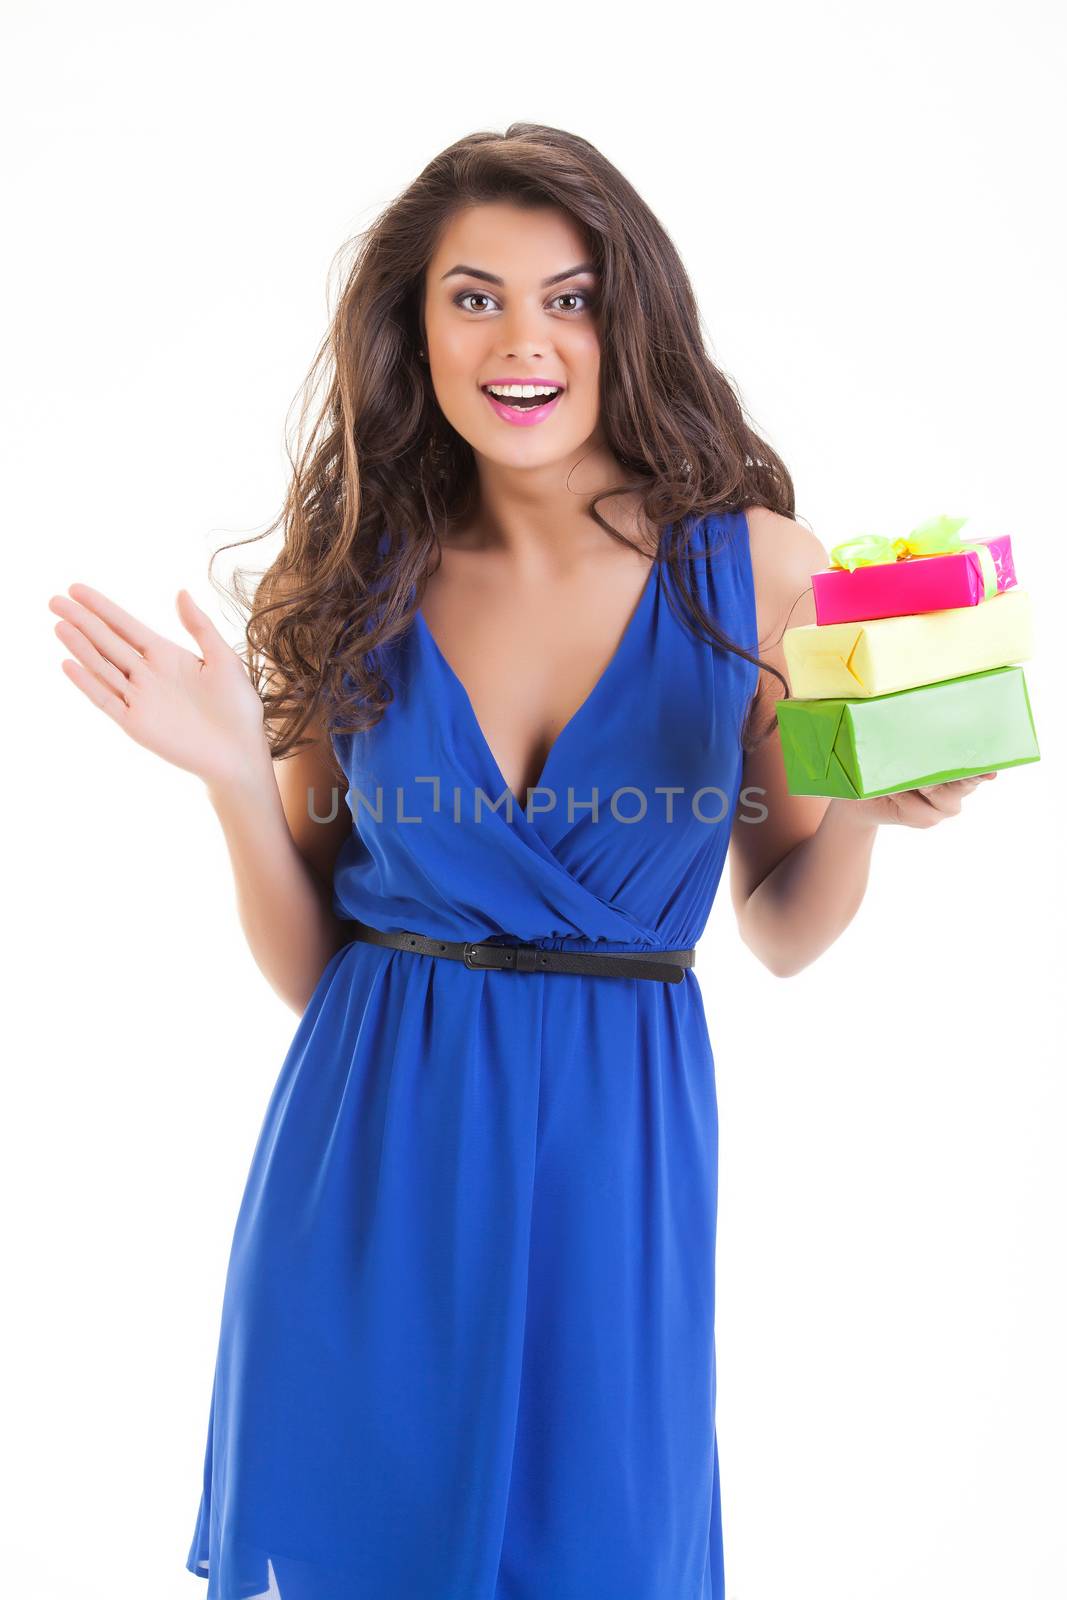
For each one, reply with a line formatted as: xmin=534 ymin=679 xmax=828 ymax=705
xmin=177 ymin=589 xmax=220 ymax=651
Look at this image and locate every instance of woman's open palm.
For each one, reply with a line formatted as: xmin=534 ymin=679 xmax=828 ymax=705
xmin=49 ymin=583 xmax=269 ymax=788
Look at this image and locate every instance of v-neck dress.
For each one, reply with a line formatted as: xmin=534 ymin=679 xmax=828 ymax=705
xmin=185 ymin=508 xmax=760 ymax=1600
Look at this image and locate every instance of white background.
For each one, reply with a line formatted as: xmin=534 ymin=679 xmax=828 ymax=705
xmin=4 ymin=1 xmax=1064 ymax=1596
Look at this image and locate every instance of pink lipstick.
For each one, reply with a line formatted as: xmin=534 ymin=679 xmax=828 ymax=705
xmin=480 ymin=385 xmax=564 ymax=428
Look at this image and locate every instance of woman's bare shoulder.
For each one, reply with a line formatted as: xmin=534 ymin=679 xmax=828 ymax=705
xmin=742 ymin=503 xmax=830 ymax=655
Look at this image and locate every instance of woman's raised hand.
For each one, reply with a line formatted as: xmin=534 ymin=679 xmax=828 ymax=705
xmin=49 ymin=583 xmax=271 ymax=789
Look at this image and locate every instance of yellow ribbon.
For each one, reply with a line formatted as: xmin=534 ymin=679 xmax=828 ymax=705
xmin=828 ymin=515 xmax=998 ymax=599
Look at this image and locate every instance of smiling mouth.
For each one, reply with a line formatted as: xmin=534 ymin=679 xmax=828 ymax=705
xmin=480 ymin=385 xmax=564 ymax=411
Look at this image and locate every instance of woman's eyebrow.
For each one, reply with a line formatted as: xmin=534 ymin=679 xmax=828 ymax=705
xmin=440 ymin=261 xmax=597 ymax=287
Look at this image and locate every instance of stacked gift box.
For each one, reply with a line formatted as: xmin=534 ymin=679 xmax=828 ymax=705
xmin=775 ymin=516 xmax=1040 ymax=798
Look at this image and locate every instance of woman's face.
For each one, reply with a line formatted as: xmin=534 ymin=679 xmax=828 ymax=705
xmin=421 ymin=200 xmax=603 ymax=469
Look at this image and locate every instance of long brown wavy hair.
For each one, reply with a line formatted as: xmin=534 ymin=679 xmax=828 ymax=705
xmin=209 ymin=122 xmax=797 ymax=761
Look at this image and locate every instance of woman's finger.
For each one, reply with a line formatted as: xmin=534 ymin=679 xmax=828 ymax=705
xmin=913 ymin=775 xmax=992 ymax=815
xmin=61 ymin=585 xmax=167 ymax=665
xmin=65 ymin=582 xmax=162 ymax=655
xmin=49 ymin=591 xmax=145 ymax=678
xmin=53 ymin=617 xmax=134 ymax=700
xmin=893 ymin=790 xmax=952 ymax=825
xmin=175 ymin=589 xmax=229 ymax=663
xmin=916 ymin=786 xmax=964 ymax=814
xmin=58 ymin=653 xmax=131 ymax=723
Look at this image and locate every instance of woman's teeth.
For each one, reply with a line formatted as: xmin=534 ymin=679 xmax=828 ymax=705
xmin=484 ymin=384 xmax=562 ymax=410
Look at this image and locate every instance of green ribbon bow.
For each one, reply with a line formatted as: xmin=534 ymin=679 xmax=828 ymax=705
xmin=828 ymin=514 xmax=998 ymax=599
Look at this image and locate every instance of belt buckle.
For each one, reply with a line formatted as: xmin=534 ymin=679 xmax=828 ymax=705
xmin=463 ymin=941 xmax=539 ymax=973
xmin=463 ymin=941 xmax=512 ymax=971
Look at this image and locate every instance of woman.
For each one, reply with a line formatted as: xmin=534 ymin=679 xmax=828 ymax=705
xmin=49 ymin=124 xmax=995 ymax=1600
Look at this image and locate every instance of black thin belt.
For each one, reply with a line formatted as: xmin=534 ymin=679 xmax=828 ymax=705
xmin=342 ymin=919 xmax=695 ymax=984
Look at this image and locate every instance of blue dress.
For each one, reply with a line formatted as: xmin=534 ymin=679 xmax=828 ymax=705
xmin=186 ymin=508 xmax=759 ymax=1600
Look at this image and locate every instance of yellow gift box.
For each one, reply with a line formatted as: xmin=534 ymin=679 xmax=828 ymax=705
xmin=783 ymin=587 xmax=1033 ymax=699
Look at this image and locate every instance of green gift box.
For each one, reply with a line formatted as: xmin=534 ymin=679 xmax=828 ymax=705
xmin=776 ymin=664 xmax=1040 ymax=798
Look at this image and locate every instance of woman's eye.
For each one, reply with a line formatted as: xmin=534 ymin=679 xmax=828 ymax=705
xmin=453 ymin=290 xmax=594 ymax=314
xmin=553 ymin=291 xmax=593 ymax=313
xmin=454 ymin=291 xmax=496 ymax=313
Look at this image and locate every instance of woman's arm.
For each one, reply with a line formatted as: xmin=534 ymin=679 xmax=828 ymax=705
xmin=729 ymin=508 xmax=995 ymax=978
xmin=205 ymin=718 xmax=355 ymax=1016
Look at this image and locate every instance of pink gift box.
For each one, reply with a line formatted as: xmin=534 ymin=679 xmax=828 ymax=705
xmin=812 ymin=534 xmax=1016 ymax=625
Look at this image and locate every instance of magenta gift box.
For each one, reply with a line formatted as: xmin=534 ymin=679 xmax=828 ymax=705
xmin=812 ymin=535 xmax=1016 ymax=625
